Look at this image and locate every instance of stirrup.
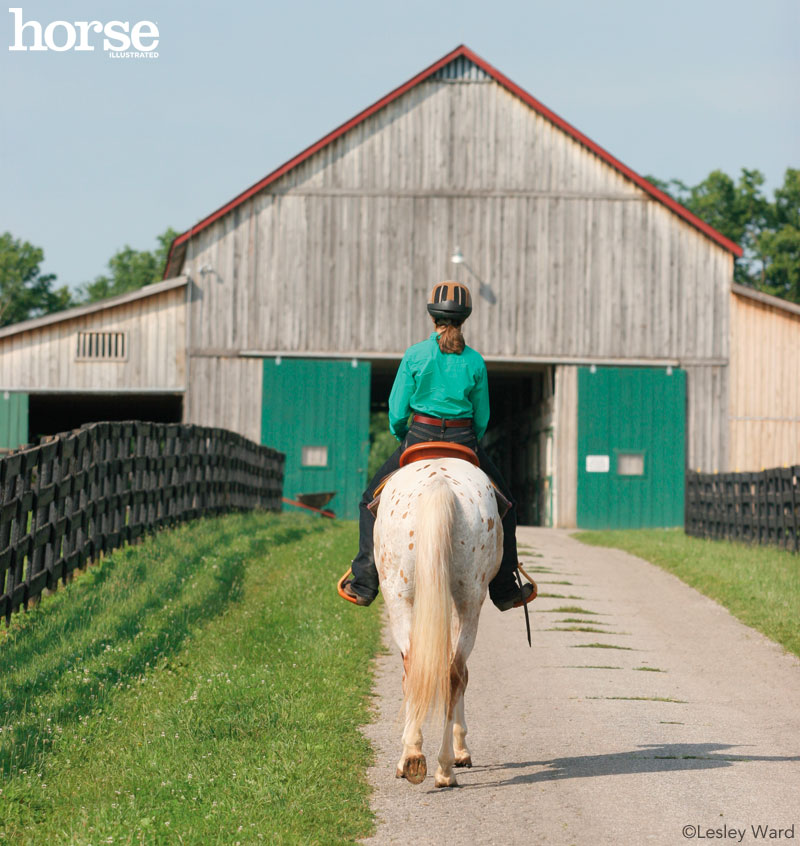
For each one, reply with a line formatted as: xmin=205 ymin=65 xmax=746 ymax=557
xmin=514 ymin=563 xmax=538 ymax=607
xmin=337 ymin=568 xmax=374 ymax=606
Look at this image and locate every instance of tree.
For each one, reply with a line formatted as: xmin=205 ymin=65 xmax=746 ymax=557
xmin=79 ymin=227 xmax=178 ymax=303
xmin=757 ymin=169 xmax=800 ymax=302
xmin=647 ymin=168 xmax=800 ymax=302
xmin=0 ymin=232 xmax=72 ymax=327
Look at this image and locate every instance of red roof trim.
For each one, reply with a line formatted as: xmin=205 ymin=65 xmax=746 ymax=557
xmin=165 ymin=44 xmax=741 ymax=274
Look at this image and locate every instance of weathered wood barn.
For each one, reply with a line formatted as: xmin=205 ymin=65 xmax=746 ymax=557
xmin=3 ymin=45 xmax=798 ymax=526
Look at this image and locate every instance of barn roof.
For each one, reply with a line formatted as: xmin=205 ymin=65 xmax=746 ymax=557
xmin=163 ymin=44 xmax=742 ymax=277
xmin=0 ymin=276 xmax=188 ymax=340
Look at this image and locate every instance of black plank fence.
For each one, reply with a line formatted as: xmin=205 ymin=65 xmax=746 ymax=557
xmin=0 ymin=421 xmax=285 ymax=622
xmin=685 ymin=466 xmax=800 ymax=552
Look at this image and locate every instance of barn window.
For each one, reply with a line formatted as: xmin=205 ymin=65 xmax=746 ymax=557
xmin=301 ymin=446 xmax=328 ymax=467
xmin=76 ymin=331 xmax=127 ymax=361
xmin=617 ymin=452 xmax=645 ymax=476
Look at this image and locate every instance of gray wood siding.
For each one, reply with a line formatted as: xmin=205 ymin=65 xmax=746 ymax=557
xmin=183 ymin=79 xmax=732 ymax=365
xmin=0 ymin=287 xmax=186 ymax=392
xmin=184 ymin=356 xmax=262 ymax=443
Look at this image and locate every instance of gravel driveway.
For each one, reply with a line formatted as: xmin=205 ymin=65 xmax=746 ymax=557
xmin=360 ymin=528 xmax=800 ymax=846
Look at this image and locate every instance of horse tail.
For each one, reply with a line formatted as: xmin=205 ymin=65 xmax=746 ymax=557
xmin=405 ymin=476 xmax=455 ymax=729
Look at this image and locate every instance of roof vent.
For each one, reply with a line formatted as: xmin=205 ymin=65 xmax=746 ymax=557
xmin=76 ymin=331 xmax=127 ymax=361
xmin=432 ymin=56 xmax=491 ymax=82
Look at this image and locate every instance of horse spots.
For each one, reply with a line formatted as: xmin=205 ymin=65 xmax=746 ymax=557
xmin=402 ymin=512 xmax=408 ymax=519
xmin=409 ymin=530 xmax=414 ymax=536
xmin=403 ymin=575 xmax=408 ymax=583
xmin=471 ymin=546 xmax=475 ymax=552
xmin=481 ymin=544 xmax=485 ymax=550
xmin=408 ymin=543 xmax=414 ymax=550
xmin=460 ymin=540 xmax=465 ymax=545
xmin=400 ymin=569 xmax=404 ymax=579
xmin=428 ymin=472 xmax=436 ymax=477
xmin=488 ymin=518 xmax=494 ymax=530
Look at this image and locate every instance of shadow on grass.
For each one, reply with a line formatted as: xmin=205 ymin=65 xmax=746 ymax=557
xmin=0 ymin=517 xmax=318 ymax=777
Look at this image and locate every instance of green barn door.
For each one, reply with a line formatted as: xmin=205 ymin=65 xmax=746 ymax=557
xmin=577 ymin=367 xmax=686 ymax=529
xmin=262 ymin=358 xmax=370 ymax=521
xmin=0 ymin=392 xmax=28 ymax=453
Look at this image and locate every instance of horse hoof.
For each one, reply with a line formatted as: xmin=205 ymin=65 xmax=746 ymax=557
xmin=454 ymin=755 xmax=472 ymax=768
xmin=435 ymin=773 xmax=459 ymax=788
xmin=402 ymin=755 xmax=427 ymax=785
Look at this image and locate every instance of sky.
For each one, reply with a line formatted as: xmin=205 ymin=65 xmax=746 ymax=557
xmin=2 ymin=0 xmax=798 ymax=291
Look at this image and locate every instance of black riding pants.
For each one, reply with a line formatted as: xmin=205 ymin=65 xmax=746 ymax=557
xmin=350 ymin=421 xmax=519 ymax=602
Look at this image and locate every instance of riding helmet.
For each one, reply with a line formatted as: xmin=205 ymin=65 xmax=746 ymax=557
xmin=427 ymin=281 xmax=472 ymax=322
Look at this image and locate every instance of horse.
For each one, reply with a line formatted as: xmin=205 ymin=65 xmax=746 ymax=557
xmin=373 ymin=453 xmax=503 ymax=788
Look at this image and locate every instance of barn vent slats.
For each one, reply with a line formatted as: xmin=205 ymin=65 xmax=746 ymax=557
xmin=431 ymin=56 xmax=491 ymax=82
xmin=76 ymin=331 xmax=127 ymax=361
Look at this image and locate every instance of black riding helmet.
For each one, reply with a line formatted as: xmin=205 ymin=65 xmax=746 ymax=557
xmin=427 ymin=281 xmax=472 ymax=322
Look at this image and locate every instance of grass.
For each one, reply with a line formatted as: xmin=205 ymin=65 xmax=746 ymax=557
xmin=0 ymin=511 xmax=382 ymax=845
xmin=546 ymin=626 xmax=625 ymax=634
xmin=537 ymin=593 xmax=584 ymax=600
xmin=570 ymin=643 xmax=634 ymax=650
xmin=565 ymin=665 xmax=622 ymax=670
xmin=542 ymin=606 xmax=598 ymax=615
xmin=575 ymin=528 xmax=800 ymax=658
xmin=558 ymin=618 xmax=611 ymax=625
xmin=588 ymin=696 xmax=687 ymax=704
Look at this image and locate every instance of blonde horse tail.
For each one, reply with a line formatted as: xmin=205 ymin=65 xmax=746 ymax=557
xmin=405 ymin=476 xmax=455 ymax=730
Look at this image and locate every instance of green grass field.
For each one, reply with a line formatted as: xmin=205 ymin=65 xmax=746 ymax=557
xmin=575 ymin=529 xmax=800 ymax=658
xmin=0 ymin=512 xmax=382 ymax=845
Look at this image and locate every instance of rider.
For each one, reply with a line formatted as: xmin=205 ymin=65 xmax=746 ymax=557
xmin=341 ymin=281 xmax=535 ymax=612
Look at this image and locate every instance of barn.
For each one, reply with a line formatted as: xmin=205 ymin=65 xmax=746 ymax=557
xmin=3 ymin=45 xmax=798 ymax=526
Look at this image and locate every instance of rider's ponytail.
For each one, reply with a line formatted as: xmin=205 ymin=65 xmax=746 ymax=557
xmin=436 ymin=321 xmax=465 ymax=355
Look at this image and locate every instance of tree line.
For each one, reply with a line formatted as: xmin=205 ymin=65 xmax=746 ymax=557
xmin=1 ymin=165 xmax=797 ymax=329
xmin=646 ymin=167 xmax=799 ymax=301
xmin=0 ymin=227 xmax=177 ymax=328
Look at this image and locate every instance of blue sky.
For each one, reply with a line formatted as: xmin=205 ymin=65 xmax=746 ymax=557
xmin=2 ymin=0 xmax=798 ymax=290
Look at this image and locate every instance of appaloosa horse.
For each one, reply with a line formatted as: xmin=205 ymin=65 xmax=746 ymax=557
xmin=373 ymin=454 xmax=502 ymax=788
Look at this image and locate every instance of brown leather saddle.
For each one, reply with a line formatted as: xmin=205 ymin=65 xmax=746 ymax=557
xmin=368 ymin=440 xmax=511 ymax=518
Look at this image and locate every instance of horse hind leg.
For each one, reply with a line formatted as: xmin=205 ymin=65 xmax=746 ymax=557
xmin=435 ymin=656 xmax=467 ymax=788
xmin=397 ymin=651 xmax=427 ymax=784
xmin=397 ymin=721 xmax=426 ymax=785
xmin=453 ymin=669 xmax=472 ymax=768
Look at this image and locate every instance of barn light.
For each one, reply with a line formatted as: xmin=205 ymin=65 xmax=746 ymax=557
xmin=450 ymin=247 xmax=464 ymax=264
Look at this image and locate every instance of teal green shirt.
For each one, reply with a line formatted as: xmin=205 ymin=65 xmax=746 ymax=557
xmin=388 ymin=332 xmax=490 ymax=441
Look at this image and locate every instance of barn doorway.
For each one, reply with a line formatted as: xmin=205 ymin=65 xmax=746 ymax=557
xmin=28 ymin=393 xmax=184 ymax=442
xmin=369 ymin=361 xmax=554 ymax=526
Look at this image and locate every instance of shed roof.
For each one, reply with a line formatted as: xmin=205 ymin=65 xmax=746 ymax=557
xmin=0 ymin=276 xmax=188 ymax=340
xmin=731 ymin=283 xmax=800 ymax=318
xmin=164 ymin=44 xmax=742 ymax=278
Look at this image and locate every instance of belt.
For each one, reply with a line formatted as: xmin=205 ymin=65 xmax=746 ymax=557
xmin=412 ymin=414 xmax=473 ymax=428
